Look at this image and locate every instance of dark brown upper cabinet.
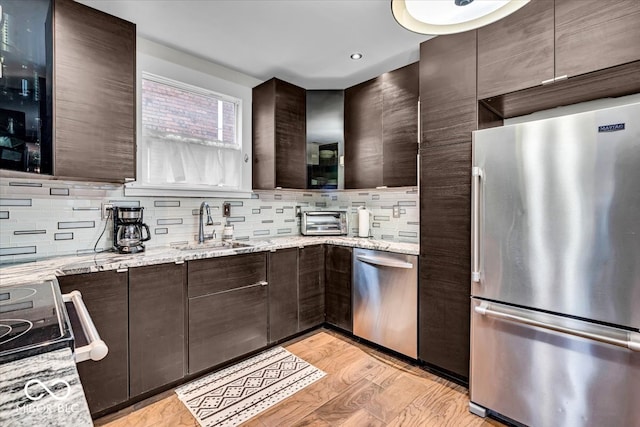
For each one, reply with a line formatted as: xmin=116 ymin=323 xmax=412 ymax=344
xmin=478 ymin=0 xmax=640 ymax=100
xmin=381 ymin=62 xmax=419 ymax=188
xmin=554 ymin=0 xmax=640 ymax=78
xmin=252 ymin=78 xmax=306 ymax=190
xmin=421 ymin=33 xmax=477 ymax=148
xmin=477 ymin=0 xmax=555 ymax=100
xmin=54 ymin=0 xmax=136 ymax=182
xmin=345 ymin=63 xmax=418 ymax=189
xmin=344 ymin=77 xmax=383 ymax=189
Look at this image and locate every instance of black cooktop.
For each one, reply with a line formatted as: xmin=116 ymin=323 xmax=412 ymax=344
xmin=0 ymin=281 xmax=74 ymax=363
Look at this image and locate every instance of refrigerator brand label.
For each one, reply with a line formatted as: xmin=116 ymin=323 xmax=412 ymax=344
xmin=598 ymin=123 xmax=625 ymax=132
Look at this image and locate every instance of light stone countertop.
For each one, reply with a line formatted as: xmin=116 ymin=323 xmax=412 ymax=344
xmin=0 ymin=348 xmax=93 ymax=427
xmin=0 ymin=235 xmax=418 ymax=425
xmin=0 ymin=236 xmax=419 ymax=287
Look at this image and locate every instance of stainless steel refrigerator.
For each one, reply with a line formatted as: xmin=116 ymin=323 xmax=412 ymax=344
xmin=469 ymin=102 xmax=640 ymax=427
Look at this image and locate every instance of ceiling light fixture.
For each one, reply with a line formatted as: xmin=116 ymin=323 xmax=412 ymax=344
xmin=350 ymin=53 xmax=363 ymax=60
xmin=391 ymin=0 xmax=530 ymax=35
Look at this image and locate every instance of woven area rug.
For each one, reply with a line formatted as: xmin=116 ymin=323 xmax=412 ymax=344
xmin=176 ymin=346 xmax=326 ymax=427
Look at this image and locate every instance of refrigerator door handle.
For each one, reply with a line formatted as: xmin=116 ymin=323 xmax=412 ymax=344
xmin=471 ymin=167 xmax=483 ymax=282
xmin=475 ymin=301 xmax=640 ymax=352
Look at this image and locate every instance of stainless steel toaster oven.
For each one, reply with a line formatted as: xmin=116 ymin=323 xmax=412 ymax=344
xmin=301 ymin=211 xmax=348 ymax=236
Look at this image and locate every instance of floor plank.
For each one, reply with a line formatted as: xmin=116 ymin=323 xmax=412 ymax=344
xmin=96 ymin=329 xmax=505 ymax=427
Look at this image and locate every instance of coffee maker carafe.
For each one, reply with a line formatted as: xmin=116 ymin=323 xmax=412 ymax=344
xmin=112 ymin=207 xmax=151 ymax=254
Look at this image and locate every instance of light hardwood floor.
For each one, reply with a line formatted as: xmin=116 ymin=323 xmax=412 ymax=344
xmin=96 ymin=329 xmax=504 ymax=427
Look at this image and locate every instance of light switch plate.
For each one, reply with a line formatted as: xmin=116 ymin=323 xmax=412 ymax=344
xmin=392 ymin=205 xmax=400 ymax=218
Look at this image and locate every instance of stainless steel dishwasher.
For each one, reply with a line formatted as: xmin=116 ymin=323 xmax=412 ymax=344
xmin=353 ymin=248 xmax=418 ymax=358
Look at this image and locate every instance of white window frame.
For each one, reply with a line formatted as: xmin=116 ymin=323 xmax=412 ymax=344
xmin=125 ymin=47 xmax=254 ymax=199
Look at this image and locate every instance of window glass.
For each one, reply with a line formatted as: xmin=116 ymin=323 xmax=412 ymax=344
xmin=140 ymin=73 xmax=241 ymax=188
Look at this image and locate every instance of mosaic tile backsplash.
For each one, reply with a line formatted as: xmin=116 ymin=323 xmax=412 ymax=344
xmin=0 ymin=177 xmax=418 ymax=264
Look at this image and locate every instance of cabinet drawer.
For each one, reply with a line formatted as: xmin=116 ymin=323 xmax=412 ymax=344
xmin=187 ymin=253 xmax=267 ymax=298
xmin=188 ymin=284 xmax=268 ymax=374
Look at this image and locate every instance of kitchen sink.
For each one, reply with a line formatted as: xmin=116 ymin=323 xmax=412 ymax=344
xmin=175 ymin=241 xmax=254 ymax=251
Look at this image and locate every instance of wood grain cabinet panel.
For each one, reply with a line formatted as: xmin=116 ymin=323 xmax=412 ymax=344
xmin=129 ymin=263 xmax=185 ymax=397
xmin=381 ymin=62 xmax=419 ymax=187
xmin=325 ymin=245 xmax=352 ymax=332
xmin=477 ymin=0 xmax=555 ymax=99
xmin=419 ymin=143 xmax=472 ymax=380
xmin=420 ymin=31 xmax=477 ymax=147
xmin=187 ymin=254 xmax=268 ymax=374
xmin=188 ymin=284 xmax=268 ymax=374
xmin=187 ymin=253 xmax=267 ymax=298
xmin=53 ymin=0 xmax=135 ymax=182
xmin=555 ymin=0 xmax=640 ymax=78
xmin=58 ymin=270 xmax=129 ymax=415
xmin=252 ymin=78 xmax=306 ymax=189
xmin=345 ymin=63 xmax=419 ymax=189
xmin=298 ymin=245 xmax=325 ymax=330
xmin=268 ymin=248 xmax=299 ymax=342
xmin=344 ymin=77 xmax=383 ymax=189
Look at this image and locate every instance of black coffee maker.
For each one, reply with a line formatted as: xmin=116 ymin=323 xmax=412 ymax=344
xmin=112 ymin=207 xmax=151 ymax=254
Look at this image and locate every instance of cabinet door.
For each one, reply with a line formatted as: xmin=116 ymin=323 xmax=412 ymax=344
xmin=129 ymin=263 xmax=185 ymax=397
xmin=189 ymin=284 xmax=268 ymax=374
xmin=275 ymin=80 xmax=306 ymax=189
xmin=252 ymin=78 xmax=306 ymax=190
xmin=419 ymin=143 xmax=471 ymax=380
xmin=54 ymin=0 xmax=135 ymax=182
xmin=58 ymin=270 xmax=128 ymax=415
xmin=298 ymin=245 xmax=325 ymax=330
xmin=555 ymin=0 xmax=640 ymax=78
xmin=252 ymin=79 xmax=276 ymax=190
xmin=420 ymin=31 xmax=477 ymax=147
xmin=381 ymin=62 xmax=419 ymax=187
xmin=325 ymin=245 xmax=352 ymax=332
xmin=344 ymin=78 xmax=383 ymax=189
xmin=268 ymin=248 xmax=299 ymax=342
xmin=477 ymin=0 xmax=554 ymax=99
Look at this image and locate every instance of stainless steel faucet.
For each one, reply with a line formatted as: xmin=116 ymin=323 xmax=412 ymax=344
xmin=198 ymin=202 xmax=214 ymax=244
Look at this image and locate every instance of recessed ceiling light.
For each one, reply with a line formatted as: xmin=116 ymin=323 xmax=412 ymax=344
xmin=350 ymin=53 xmax=363 ymax=60
xmin=391 ymin=0 xmax=530 ymax=35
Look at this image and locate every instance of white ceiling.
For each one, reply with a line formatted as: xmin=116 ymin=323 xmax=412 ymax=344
xmin=77 ymin=0 xmax=433 ymax=89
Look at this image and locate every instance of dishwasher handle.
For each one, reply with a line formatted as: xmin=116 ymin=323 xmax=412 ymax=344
xmin=356 ymin=254 xmax=413 ymax=269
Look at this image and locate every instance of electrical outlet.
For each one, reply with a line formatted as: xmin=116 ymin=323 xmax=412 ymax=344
xmin=102 ymin=203 xmax=114 ymax=219
xmin=392 ymin=205 xmax=400 ymax=218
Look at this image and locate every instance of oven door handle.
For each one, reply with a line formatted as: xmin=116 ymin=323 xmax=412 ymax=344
xmin=63 ymin=290 xmax=109 ymax=362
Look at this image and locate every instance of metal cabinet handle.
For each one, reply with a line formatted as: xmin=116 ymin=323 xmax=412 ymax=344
xmin=475 ymin=301 xmax=640 ymax=352
xmin=63 ymin=291 xmax=109 ymax=362
xmin=356 ymin=255 xmax=413 ymax=269
xmin=471 ymin=167 xmax=483 ymax=282
xmin=541 ymin=75 xmax=568 ymax=85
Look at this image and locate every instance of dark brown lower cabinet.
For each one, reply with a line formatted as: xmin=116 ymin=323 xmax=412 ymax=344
xmin=128 ymin=263 xmax=186 ymax=397
xmin=298 ymin=245 xmax=325 ymax=330
xmin=188 ymin=284 xmax=268 ymax=374
xmin=268 ymin=248 xmax=299 ymax=342
xmin=325 ymin=245 xmax=352 ymax=332
xmin=58 ymin=270 xmax=129 ymax=415
xmin=187 ymin=254 xmax=268 ymax=374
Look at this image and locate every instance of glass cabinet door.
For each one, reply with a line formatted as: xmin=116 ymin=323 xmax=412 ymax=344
xmin=0 ymin=0 xmax=52 ymax=174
